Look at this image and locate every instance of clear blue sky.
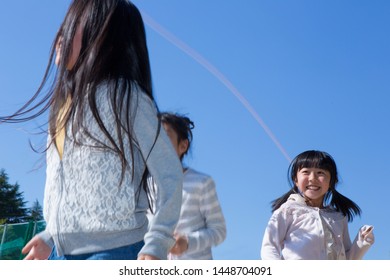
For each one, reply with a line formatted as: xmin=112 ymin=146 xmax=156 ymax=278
xmin=0 ymin=1 xmax=389 ymax=260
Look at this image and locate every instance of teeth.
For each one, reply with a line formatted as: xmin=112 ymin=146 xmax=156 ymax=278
xmin=306 ymin=186 xmax=320 ymax=190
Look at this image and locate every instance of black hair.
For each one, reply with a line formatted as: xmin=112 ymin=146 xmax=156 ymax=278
xmin=0 ymin=0 xmax=157 ymax=195
xmin=159 ymin=112 xmax=194 ymax=161
xmin=271 ymin=150 xmax=361 ymax=222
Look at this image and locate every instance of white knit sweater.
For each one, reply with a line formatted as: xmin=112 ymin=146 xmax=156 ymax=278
xmin=39 ymin=83 xmax=183 ymax=259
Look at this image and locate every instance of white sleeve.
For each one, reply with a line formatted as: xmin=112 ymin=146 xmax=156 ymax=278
xmin=261 ymin=210 xmax=287 ymax=260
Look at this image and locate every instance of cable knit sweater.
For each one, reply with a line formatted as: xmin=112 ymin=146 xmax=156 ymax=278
xmin=39 ymin=83 xmax=183 ymax=260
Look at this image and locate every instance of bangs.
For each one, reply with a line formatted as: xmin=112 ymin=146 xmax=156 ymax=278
xmin=290 ymin=150 xmax=338 ymax=189
xmin=290 ymin=150 xmax=339 ymax=188
xmin=295 ymin=151 xmax=334 ymax=172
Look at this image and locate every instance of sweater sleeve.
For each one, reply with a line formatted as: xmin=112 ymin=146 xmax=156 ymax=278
xmin=261 ymin=209 xmax=287 ymax=260
xmin=133 ymin=93 xmax=183 ymax=260
xmin=37 ymin=230 xmax=55 ymax=249
xmin=346 ymin=224 xmax=374 ymax=260
xmin=186 ymin=177 xmax=226 ymax=253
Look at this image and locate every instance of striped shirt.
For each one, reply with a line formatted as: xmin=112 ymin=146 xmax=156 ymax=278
xmin=168 ymin=168 xmax=226 ymax=260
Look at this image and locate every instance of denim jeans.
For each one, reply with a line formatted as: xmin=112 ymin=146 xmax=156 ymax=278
xmin=48 ymin=240 xmax=144 ymax=260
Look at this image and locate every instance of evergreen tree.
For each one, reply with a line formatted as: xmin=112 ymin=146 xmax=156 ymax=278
xmin=0 ymin=169 xmax=28 ymax=223
xmin=29 ymin=199 xmax=43 ymax=221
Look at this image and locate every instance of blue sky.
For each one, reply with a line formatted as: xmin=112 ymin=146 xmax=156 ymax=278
xmin=0 ymin=1 xmax=389 ymax=260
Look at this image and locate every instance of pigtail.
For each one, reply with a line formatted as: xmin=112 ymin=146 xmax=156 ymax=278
xmin=271 ymin=187 xmax=298 ymax=212
xmin=329 ymin=189 xmax=361 ymax=222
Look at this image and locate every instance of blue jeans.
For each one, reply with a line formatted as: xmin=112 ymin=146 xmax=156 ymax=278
xmin=48 ymin=241 xmax=144 ymax=260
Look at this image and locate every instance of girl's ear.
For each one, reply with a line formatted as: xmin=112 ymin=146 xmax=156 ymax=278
xmin=55 ymin=36 xmax=63 ymax=66
xmin=178 ymin=139 xmax=189 ymax=158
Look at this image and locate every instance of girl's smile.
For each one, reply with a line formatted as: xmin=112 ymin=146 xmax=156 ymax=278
xmin=295 ymin=167 xmax=331 ymax=208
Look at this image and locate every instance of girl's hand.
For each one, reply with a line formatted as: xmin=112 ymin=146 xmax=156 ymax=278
xmin=21 ymin=235 xmax=52 ymax=260
xmin=169 ymin=235 xmax=188 ymax=256
xmin=360 ymin=225 xmax=375 ymax=244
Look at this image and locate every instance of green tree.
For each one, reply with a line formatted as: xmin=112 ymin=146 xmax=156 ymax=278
xmin=29 ymin=199 xmax=43 ymax=221
xmin=0 ymin=169 xmax=28 ymax=223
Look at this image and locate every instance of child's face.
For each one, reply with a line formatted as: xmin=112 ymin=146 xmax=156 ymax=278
xmin=162 ymin=123 xmax=188 ymax=160
xmin=295 ymin=167 xmax=331 ymax=208
xmin=55 ymin=23 xmax=83 ymax=70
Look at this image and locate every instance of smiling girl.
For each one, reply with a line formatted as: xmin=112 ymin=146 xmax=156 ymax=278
xmin=260 ymin=150 xmax=374 ymax=260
